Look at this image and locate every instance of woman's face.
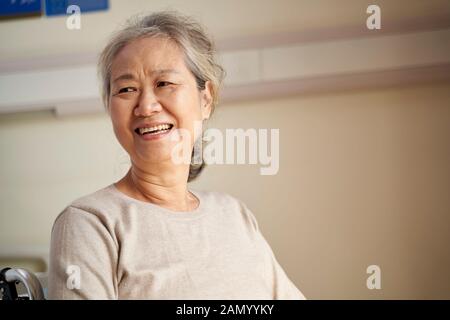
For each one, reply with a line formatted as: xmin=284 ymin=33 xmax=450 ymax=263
xmin=109 ymin=36 xmax=212 ymax=168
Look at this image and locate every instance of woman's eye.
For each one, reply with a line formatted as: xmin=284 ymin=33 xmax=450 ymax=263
xmin=157 ymin=81 xmax=172 ymax=87
xmin=117 ymin=87 xmax=136 ymax=94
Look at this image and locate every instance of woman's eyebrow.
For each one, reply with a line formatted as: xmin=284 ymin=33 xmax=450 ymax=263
xmin=112 ymin=69 xmax=180 ymax=84
xmin=112 ymin=73 xmax=136 ymax=84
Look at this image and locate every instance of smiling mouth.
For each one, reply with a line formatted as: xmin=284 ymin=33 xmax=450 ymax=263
xmin=134 ymin=123 xmax=174 ymax=136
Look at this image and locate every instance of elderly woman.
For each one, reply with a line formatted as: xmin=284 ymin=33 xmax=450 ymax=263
xmin=48 ymin=11 xmax=305 ymax=300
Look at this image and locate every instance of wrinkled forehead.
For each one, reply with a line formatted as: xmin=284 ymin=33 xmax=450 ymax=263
xmin=110 ymin=36 xmax=187 ymax=78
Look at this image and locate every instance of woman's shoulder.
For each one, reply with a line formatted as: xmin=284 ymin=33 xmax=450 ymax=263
xmin=53 ymin=184 xmax=120 ymax=227
xmin=197 ymin=191 xmax=259 ymax=232
xmin=69 ymin=183 xmax=117 ymax=207
xmin=192 ymin=189 xmax=244 ymax=208
xmin=193 ymin=189 xmax=258 ymax=226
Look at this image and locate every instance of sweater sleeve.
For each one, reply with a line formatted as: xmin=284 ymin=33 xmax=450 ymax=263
xmin=239 ymin=200 xmax=307 ymax=300
xmin=48 ymin=206 xmax=118 ymax=300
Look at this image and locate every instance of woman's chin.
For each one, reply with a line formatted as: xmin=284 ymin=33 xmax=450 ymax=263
xmin=133 ymin=147 xmax=178 ymax=166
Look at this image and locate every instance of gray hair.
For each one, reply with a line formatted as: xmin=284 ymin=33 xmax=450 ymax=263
xmin=98 ymin=11 xmax=225 ymax=182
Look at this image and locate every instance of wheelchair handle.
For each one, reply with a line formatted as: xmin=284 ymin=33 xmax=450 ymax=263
xmin=1 ymin=267 xmax=45 ymax=300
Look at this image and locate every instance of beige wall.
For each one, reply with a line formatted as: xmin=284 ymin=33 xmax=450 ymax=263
xmin=1 ymin=0 xmax=449 ymax=60
xmin=1 ymin=81 xmax=449 ymax=299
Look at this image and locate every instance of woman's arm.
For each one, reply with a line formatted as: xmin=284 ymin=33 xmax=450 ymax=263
xmin=48 ymin=206 xmax=118 ymax=299
xmin=239 ymin=200 xmax=307 ymax=300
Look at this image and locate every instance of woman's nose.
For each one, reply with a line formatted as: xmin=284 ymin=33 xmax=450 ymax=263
xmin=134 ymin=89 xmax=162 ymax=117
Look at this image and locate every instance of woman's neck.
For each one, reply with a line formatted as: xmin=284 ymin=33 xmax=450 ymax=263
xmin=115 ymin=164 xmax=198 ymax=212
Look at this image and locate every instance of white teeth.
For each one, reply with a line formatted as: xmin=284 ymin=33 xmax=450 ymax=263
xmin=138 ymin=124 xmax=171 ymax=135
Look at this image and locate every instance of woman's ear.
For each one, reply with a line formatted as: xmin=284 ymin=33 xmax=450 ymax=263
xmin=201 ymin=81 xmax=213 ymax=120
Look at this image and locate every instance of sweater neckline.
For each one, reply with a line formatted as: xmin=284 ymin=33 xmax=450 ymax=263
xmin=108 ymin=183 xmax=206 ymax=219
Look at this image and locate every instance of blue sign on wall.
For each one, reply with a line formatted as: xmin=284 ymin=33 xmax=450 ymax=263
xmin=45 ymin=0 xmax=109 ymax=16
xmin=0 ymin=0 xmax=42 ymax=18
xmin=0 ymin=0 xmax=109 ymax=19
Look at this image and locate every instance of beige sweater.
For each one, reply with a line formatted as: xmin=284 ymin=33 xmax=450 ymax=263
xmin=48 ymin=184 xmax=305 ymax=300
